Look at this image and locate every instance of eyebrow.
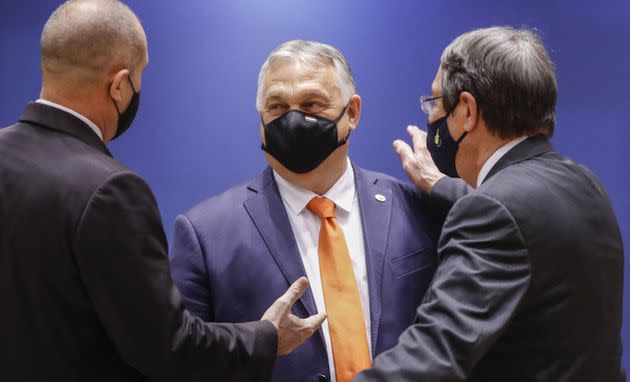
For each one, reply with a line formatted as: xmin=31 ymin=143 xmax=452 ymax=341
xmin=264 ymin=88 xmax=332 ymax=103
xmin=298 ymin=90 xmax=332 ymax=101
xmin=264 ymin=93 xmax=285 ymax=103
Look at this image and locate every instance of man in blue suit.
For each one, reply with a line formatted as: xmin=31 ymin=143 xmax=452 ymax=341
xmin=170 ymin=40 xmax=445 ymax=382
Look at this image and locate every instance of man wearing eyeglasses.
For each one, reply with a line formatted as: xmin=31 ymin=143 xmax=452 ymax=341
xmin=354 ymin=26 xmax=625 ymax=381
xmin=169 ymin=40 xmax=448 ymax=382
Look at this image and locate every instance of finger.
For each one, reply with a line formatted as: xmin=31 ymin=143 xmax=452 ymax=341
xmin=408 ymin=124 xmax=426 ymax=137
xmin=283 ymin=277 xmax=309 ymax=306
xmin=409 ymin=125 xmax=428 ymax=150
xmin=393 ymin=139 xmax=414 ymax=162
xmin=394 ymin=140 xmax=414 ymax=171
xmin=408 ymin=123 xmax=426 ymax=133
xmin=407 ymin=124 xmax=426 ymax=140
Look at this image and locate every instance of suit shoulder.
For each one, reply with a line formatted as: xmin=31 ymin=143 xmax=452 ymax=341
xmin=355 ymin=166 xmax=420 ymax=194
xmin=183 ymin=175 xmax=258 ymax=226
xmin=61 ymin=145 xmax=134 ymax=201
xmin=2 ymin=122 xmax=133 ymax=199
xmin=474 ymin=152 xmax=616 ymax=241
xmin=356 ymin=167 xmax=422 ymax=199
xmin=479 ymin=151 xmax=600 ymax=204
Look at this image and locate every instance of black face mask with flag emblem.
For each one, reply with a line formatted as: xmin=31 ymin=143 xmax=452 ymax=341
xmin=261 ymin=106 xmax=348 ymax=174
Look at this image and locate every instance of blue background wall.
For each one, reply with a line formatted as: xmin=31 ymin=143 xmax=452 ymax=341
xmin=1 ymin=0 xmax=629 ymax=370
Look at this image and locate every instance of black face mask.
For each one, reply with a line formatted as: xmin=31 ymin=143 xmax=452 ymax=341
xmin=111 ymin=75 xmax=140 ymax=140
xmin=261 ymin=106 xmax=349 ymax=173
xmin=426 ymin=115 xmax=468 ymax=178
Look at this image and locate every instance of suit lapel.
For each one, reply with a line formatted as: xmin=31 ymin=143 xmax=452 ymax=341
xmin=243 ymin=168 xmax=319 ymax=317
xmin=354 ymin=165 xmax=392 ymax=355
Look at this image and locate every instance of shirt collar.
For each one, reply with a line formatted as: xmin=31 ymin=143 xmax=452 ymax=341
xmin=477 ymin=135 xmax=528 ymax=187
xmin=36 ymin=99 xmax=104 ymax=141
xmin=273 ymin=157 xmax=356 ymax=217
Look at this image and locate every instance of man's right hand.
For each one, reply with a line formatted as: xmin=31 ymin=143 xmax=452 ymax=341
xmin=393 ymin=125 xmax=445 ymax=195
xmin=261 ymin=277 xmax=327 ymax=356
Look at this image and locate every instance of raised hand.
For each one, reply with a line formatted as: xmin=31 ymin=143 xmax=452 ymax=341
xmin=261 ymin=277 xmax=327 ymax=356
xmin=393 ymin=125 xmax=445 ymax=195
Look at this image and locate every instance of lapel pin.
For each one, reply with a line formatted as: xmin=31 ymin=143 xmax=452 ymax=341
xmin=374 ymin=194 xmax=386 ymax=202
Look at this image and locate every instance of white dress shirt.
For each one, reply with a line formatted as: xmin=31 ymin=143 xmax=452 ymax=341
xmin=476 ymin=136 xmax=528 ymax=188
xmin=273 ymin=158 xmax=370 ymax=382
xmin=36 ymin=99 xmax=104 ymax=141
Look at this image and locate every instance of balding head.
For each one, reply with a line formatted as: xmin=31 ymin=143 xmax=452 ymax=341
xmin=39 ymin=0 xmax=148 ymax=143
xmin=41 ymin=0 xmax=146 ymax=86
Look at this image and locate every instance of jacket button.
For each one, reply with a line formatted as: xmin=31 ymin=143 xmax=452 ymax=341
xmin=317 ymin=374 xmax=328 ymax=381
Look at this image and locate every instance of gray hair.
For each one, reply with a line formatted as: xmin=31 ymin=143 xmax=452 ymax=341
xmin=41 ymin=0 xmax=145 ymax=82
xmin=256 ymin=40 xmax=356 ymax=111
xmin=440 ymin=26 xmax=557 ymax=137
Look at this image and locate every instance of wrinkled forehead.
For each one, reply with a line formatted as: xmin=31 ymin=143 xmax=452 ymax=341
xmin=262 ymin=60 xmax=342 ymax=99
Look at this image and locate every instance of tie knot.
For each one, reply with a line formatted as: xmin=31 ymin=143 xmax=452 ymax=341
xmin=307 ymin=197 xmax=335 ymax=219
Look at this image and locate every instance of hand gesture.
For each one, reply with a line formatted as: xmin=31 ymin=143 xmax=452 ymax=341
xmin=261 ymin=277 xmax=327 ymax=356
xmin=393 ymin=125 xmax=445 ymax=195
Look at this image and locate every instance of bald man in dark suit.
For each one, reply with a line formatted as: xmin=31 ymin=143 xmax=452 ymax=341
xmin=0 ymin=1 xmax=323 ymax=381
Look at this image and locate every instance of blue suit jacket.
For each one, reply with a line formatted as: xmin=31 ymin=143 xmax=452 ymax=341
xmin=170 ymin=164 xmax=444 ymax=382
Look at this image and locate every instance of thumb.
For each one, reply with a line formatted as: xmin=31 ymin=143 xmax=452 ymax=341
xmin=302 ymin=312 xmax=327 ymax=332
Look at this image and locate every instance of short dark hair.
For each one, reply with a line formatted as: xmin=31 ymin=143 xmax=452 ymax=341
xmin=440 ymin=26 xmax=557 ymax=138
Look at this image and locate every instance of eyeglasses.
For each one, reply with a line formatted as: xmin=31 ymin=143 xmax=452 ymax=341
xmin=419 ymin=95 xmax=443 ymax=115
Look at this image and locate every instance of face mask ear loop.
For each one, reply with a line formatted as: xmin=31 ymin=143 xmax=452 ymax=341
xmin=337 ymin=103 xmax=352 ymax=146
xmin=334 ymin=105 xmax=348 ymax=123
xmin=443 ymin=104 xmax=467 ymax=145
xmin=338 ymin=130 xmax=351 ymax=146
xmin=112 ymin=98 xmax=122 ymax=115
xmin=127 ymin=75 xmax=137 ymax=93
xmin=112 ymin=74 xmax=136 ymax=115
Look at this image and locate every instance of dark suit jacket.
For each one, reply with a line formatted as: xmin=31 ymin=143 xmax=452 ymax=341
xmin=0 ymin=103 xmax=277 ymax=382
xmin=355 ymin=135 xmax=625 ymax=382
xmin=170 ymin=164 xmax=445 ymax=382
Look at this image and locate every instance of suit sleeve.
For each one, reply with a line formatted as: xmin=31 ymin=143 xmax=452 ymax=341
xmin=431 ymin=176 xmax=472 ymax=207
xmin=419 ymin=177 xmax=472 ymax=227
xmin=170 ymin=214 xmax=213 ymax=321
xmin=354 ymin=193 xmax=531 ymax=382
xmin=74 ymin=172 xmax=277 ymax=382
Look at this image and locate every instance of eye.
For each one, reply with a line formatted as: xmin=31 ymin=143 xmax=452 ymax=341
xmin=303 ymin=101 xmax=326 ymax=113
xmin=266 ymin=103 xmax=288 ymax=116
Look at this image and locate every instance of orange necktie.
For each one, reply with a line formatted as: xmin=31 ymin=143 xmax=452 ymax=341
xmin=307 ymin=197 xmax=371 ymax=382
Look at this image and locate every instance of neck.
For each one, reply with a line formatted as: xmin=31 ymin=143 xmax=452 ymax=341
xmin=272 ymin=151 xmax=349 ymax=195
xmin=40 ymin=86 xmax=111 ymax=142
xmin=468 ymin=135 xmax=517 ymax=187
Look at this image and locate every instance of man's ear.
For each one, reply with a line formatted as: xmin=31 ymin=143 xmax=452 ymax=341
xmin=109 ymin=69 xmax=130 ymax=105
xmin=459 ymin=91 xmax=479 ymax=133
xmin=346 ymin=94 xmax=361 ymax=132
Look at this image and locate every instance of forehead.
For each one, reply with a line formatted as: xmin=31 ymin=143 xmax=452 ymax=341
xmin=262 ymin=60 xmax=341 ymax=98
